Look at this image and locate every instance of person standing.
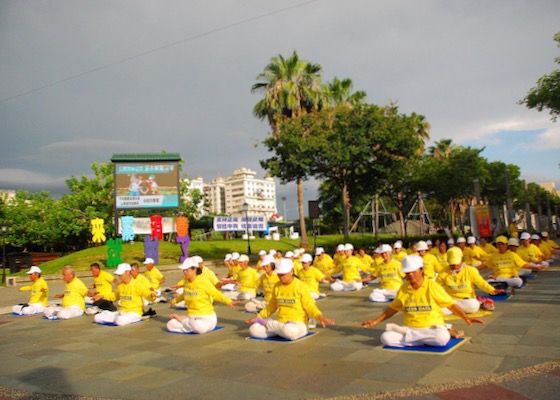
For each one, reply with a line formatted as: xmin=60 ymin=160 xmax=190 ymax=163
xmin=12 ymin=266 xmax=49 ymax=315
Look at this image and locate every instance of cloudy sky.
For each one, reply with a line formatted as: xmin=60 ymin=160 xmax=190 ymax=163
xmin=1 ymin=0 xmax=559 ymax=219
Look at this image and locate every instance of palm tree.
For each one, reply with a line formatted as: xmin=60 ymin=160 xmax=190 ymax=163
xmin=252 ymin=51 xmax=323 ymax=248
xmin=428 ymin=138 xmax=456 ymax=158
xmin=323 ymin=77 xmax=367 ymax=109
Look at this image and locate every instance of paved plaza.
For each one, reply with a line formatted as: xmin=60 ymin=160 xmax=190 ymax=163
xmin=1 ymin=255 xmax=560 ymax=400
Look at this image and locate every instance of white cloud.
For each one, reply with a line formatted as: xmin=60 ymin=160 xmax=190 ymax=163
xmin=531 ymin=126 xmax=560 ymax=150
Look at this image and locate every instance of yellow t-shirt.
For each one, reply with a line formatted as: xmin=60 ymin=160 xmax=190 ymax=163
xmin=486 ymin=251 xmax=525 ymax=278
xmin=538 ymin=243 xmax=552 ymax=259
xmin=516 ymin=244 xmax=544 ymax=263
xmin=106 ymin=278 xmax=154 ymax=316
xmin=420 ymin=253 xmax=442 ymax=280
xmin=390 ymin=279 xmax=455 ymax=328
xmin=481 ymin=243 xmax=498 ymax=255
xmin=173 ymin=276 xmax=232 ymax=316
xmin=312 ymin=254 xmax=335 ymax=275
xmin=434 ymin=250 xmax=448 ymax=269
xmin=144 ymin=266 xmax=164 ymax=290
xmin=463 ymin=246 xmax=487 ymax=265
xmin=373 ymin=259 xmax=404 ymax=290
xmin=332 ymin=255 xmax=362 ymax=282
xmin=257 ymin=272 xmax=280 ymax=302
xmin=134 ymin=273 xmax=151 ymax=290
xmin=393 ymin=250 xmax=407 ymax=262
xmin=20 ymin=277 xmax=49 ymax=306
xmin=237 ymin=267 xmax=260 ymax=295
xmin=436 ymin=265 xmax=496 ymax=300
xmin=62 ymin=277 xmax=88 ymax=310
xmin=258 ymin=278 xmax=322 ymax=324
xmin=357 ymin=254 xmax=375 ymax=273
xmin=93 ymin=270 xmax=115 ymax=298
xmin=296 ymin=266 xmax=325 ymax=294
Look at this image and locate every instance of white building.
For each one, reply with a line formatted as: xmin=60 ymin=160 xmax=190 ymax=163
xmin=184 ymin=168 xmax=277 ymax=218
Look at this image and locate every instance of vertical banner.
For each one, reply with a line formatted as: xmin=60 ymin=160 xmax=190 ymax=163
xmin=472 ymin=205 xmax=492 ymax=238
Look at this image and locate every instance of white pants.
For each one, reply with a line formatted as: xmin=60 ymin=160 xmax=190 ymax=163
xmin=442 ymin=298 xmax=480 ymax=315
xmin=223 ymin=291 xmax=255 ymax=301
xmin=245 ymin=298 xmax=266 ymax=313
xmin=12 ymin=303 xmax=44 ymax=315
xmin=167 ymin=313 xmax=217 ymax=334
xmin=330 ymin=280 xmax=363 ymax=292
xmin=44 ymin=305 xmax=84 ymax=320
xmin=249 ymin=320 xmax=308 ymax=340
xmin=381 ymin=325 xmax=450 ymax=347
xmin=220 ymin=283 xmax=238 ymax=291
xmin=94 ymin=310 xmax=141 ymax=326
xmin=488 ymin=276 xmax=523 ymax=288
xmin=527 ymin=262 xmax=548 ymax=270
xmin=369 ymin=288 xmax=397 ymax=302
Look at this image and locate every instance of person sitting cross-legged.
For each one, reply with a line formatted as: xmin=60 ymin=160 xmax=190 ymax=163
xmin=361 ymin=255 xmax=484 ymax=348
xmin=13 ymin=266 xmax=49 ymax=315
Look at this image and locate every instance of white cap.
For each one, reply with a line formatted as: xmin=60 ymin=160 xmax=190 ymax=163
xmin=416 ymin=241 xmax=428 ymax=251
xmin=393 ymin=242 xmax=402 ymax=249
xmin=542 ymin=231 xmax=549 ymax=237
xmin=456 ymin=237 xmax=466 ymax=244
xmin=114 ymin=263 xmax=132 ymax=275
xmin=426 ymin=240 xmax=433 ymax=245
xmin=301 ymin=253 xmax=313 ymax=263
xmin=401 ymin=255 xmax=424 ymax=274
xmin=261 ymin=255 xmax=275 ymax=267
xmin=336 ymin=244 xmax=345 ymax=251
xmin=508 ymin=238 xmax=520 ymax=247
xmin=192 ymin=255 xmax=203 ymax=264
xmin=179 ymin=258 xmax=197 ymax=270
xmin=231 ymin=252 xmax=240 ymax=260
xmin=258 ymin=250 xmax=267 ymax=256
xmin=531 ymin=234 xmax=540 ymax=240
xmin=269 ymin=249 xmax=277 ymax=256
xmin=344 ymin=243 xmax=354 ymax=251
xmin=467 ymin=236 xmax=476 ymax=244
xmin=520 ymin=232 xmax=531 ymax=240
xmin=293 ymin=249 xmax=301 ymax=257
xmin=238 ymin=254 xmax=250 ymax=263
xmin=447 ymin=239 xmax=454 ymax=245
xmin=275 ymin=258 xmax=294 ymax=274
xmin=224 ymin=253 xmax=232 ymax=261
xmin=315 ymin=247 xmax=325 ymax=255
xmin=26 ymin=266 xmax=42 ymax=274
xmin=380 ymin=244 xmax=392 ymax=254
xmin=374 ymin=246 xmax=382 ymax=254
xmin=285 ymin=251 xmax=294 ymax=258
xmin=142 ymin=258 xmax=154 ymax=265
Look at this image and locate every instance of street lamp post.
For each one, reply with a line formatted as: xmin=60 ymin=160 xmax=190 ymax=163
xmin=281 ymin=197 xmax=287 ymax=221
xmin=241 ymin=202 xmax=251 ymax=256
xmin=1 ymin=224 xmax=7 ymax=286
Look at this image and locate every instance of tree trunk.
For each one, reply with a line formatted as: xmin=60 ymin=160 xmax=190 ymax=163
xmin=297 ymin=178 xmax=309 ymax=248
xmin=397 ymin=192 xmax=406 ymax=237
xmin=342 ymin=182 xmax=350 ymax=241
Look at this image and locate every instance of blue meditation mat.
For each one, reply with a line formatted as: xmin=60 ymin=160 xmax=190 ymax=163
xmin=381 ymin=337 xmax=468 ymax=355
xmin=12 ymin=312 xmax=42 ymax=317
xmin=246 ymin=330 xmax=318 ymax=342
xmin=168 ymin=325 xmax=225 ymax=335
xmin=486 ymin=292 xmax=511 ymax=301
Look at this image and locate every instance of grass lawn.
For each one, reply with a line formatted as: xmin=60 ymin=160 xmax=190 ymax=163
xmin=12 ymin=232 xmax=400 ymax=275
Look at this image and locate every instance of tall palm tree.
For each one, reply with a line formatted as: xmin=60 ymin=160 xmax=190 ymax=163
xmin=252 ymin=51 xmax=323 ymax=248
xmin=323 ymin=77 xmax=367 ymax=109
xmin=428 ymin=138 xmax=456 ymax=158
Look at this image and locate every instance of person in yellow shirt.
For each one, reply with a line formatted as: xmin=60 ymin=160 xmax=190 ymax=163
xmin=534 ymin=235 xmax=554 ymax=261
xmin=168 ymin=259 xmax=242 ymax=334
xmin=416 ymin=240 xmax=442 ymax=280
xmin=220 ymin=252 xmax=242 ymax=291
xmin=517 ymin=232 xmax=548 ymax=268
xmin=245 ymin=255 xmax=280 ymax=313
xmin=246 ymin=258 xmax=335 ymax=340
xmin=437 ymin=247 xmax=502 ymax=314
xmin=367 ymin=244 xmax=404 ymax=302
xmin=44 ymin=266 xmax=88 ymax=320
xmin=356 ymin=247 xmax=375 ymax=275
xmin=296 ymin=253 xmax=332 ymax=299
xmin=143 ymin=258 xmax=166 ymax=303
xmin=480 ymin=237 xmax=498 ymax=255
xmin=94 ymin=263 xmax=157 ymax=326
xmin=541 ymin=232 xmax=560 ymax=255
xmin=85 ymin=263 xmax=118 ymax=313
xmin=480 ymin=236 xmax=527 ymax=288
xmin=361 ymin=255 xmax=484 ymax=347
xmin=434 ymin=241 xmax=449 ymax=269
xmin=221 ymin=254 xmax=260 ymax=300
xmin=392 ymin=242 xmax=407 ymax=262
xmin=330 ymin=243 xmax=364 ymax=291
xmin=332 ymin=244 xmax=346 ymax=269
xmin=13 ymin=266 xmax=49 ymax=315
xmin=130 ymin=262 xmax=157 ymax=317
xmin=312 ymin=247 xmax=335 ymax=277
xmin=508 ymin=220 xmax=519 ymax=238
xmin=462 ymin=236 xmax=488 ymax=268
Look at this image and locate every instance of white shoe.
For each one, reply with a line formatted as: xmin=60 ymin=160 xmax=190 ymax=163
xmin=308 ymin=319 xmax=317 ymax=329
xmin=85 ymin=306 xmax=101 ymax=315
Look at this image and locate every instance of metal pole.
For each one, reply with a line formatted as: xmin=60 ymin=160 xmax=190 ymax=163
xmin=1 ymin=227 xmax=6 ymax=286
xmin=245 ymin=207 xmax=251 ymax=256
xmin=281 ymin=197 xmax=287 ymax=221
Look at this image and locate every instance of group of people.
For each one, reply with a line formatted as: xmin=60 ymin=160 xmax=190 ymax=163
xmin=12 ymin=230 xmax=559 ymax=347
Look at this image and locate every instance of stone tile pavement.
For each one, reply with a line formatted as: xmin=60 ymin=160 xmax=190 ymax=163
xmin=1 ymin=256 xmax=559 ymax=399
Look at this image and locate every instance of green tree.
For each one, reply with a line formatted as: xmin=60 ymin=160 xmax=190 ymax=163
xmin=252 ymin=51 xmax=323 ymax=247
xmin=520 ymin=32 xmax=560 ymax=121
